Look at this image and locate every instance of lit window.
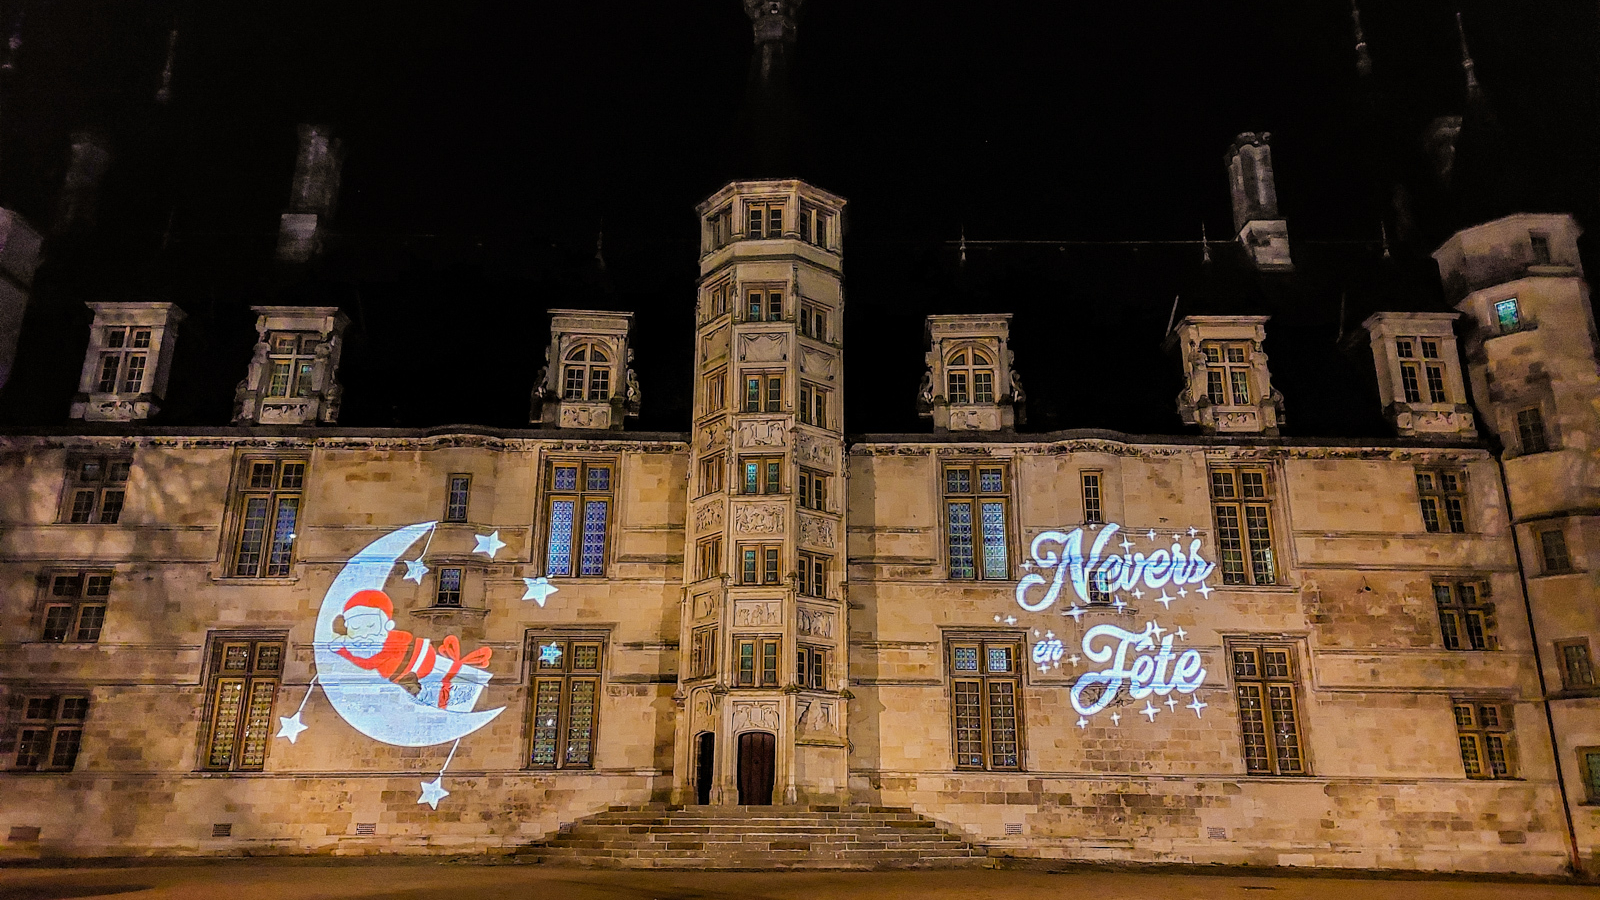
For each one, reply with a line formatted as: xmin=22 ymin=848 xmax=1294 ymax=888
xmin=435 ymin=568 xmax=463 ymax=607
xmin=738 ymin=544 xmax=782 ymax=585
xmin=796 ymin=645 xmax=828 ymax=690
xmin=94 ymin=326 xmax=153 ymax=394
xmin=743 ymin=373 xmax=783 ymax=412
xmin=40 ymin=571 xmax=112 ymax=643
xmin=544 ymin=461 xmax=612 ymax=577
xmin=1433 ymin=579 xmax=1495 ymax=651
xmin=230 ymin=458 xmax=305 ymax=578
xmin=1416 ymin=467 xmax=1466 ymax=534
xmin=735 ymin=636 xmax=782 ymax=687
xmin=1495 ymin=298 xmax=1522 ymax=333
xmin=265 ymin=333 xmax=318 ymax=399
xmin=946 ymin=348 xmax=995 ymax=404
xmin=948 ymin=638 xmax=1023 ymax=771
xmin=740 ymin=455 xmax=783 ymax=495
xmin=1081 ymin=471 xmax=1102 ymax=524
xmin=1210 ymin=466 xmax=1276 ymax=585
xmin=200 ymin=637 xmax=284 ymax=772
xmin=1517 ymin=407 xmax=1550 ymax=455
xmin=1203 ymin=341 xmax=1252 ymax=406
xmin=689 ymin=626 xmax=718 ymax=680
xmin=1558 ymin=640 xmax=1595 ymax=691
xmin=797 ymin=551 xmax=827 ymax=597
xmin=745 ymin=286 xmax=784 ymax=322
xmin=696 ymin=536 xmax=722 ymax=581
xmin=561 ymin=344 xmax=611 ymax=402
xmin=1539 ymin=529 xmax=1572 ymax=574
xmin=943 ymin=463 xmax=1009 ymax=581
xmin=1231 ymin=643 xmax=1305 ymax=775
xmin=61 ymin=456 xmax=130 ymax=525
xmin=528 ymin=637 xmax=603 ymax=769
xmin=10 ymin=694 xmax=89 ymax=772
xmin=444 ymin=474 xmax=471 ymax=523
xmin=745 ymin=201 xmax=783 ymax=240
xmin=1453 ymin=700 xmax=1514 ymax=779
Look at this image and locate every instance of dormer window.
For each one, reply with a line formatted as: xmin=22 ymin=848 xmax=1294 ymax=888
xmin=1202 ymin=341 xmax=1251 ymax=406
xmin=1395 ymin=338 xmax=1449 ymax=404
xmin=1361 ymin=312 xmax=1474 ymax=441
xmin=745 ymin=201 xmax=783 ymax=239
xmin=562 ymin=344 xmax=611 ymax=401
xmin=71 ymin=302 xmax=184 ymax=422
xmin=233 ymin=306 xmax=347 ymax=426
xmin=1173 ymin=316 xmax=1281 ymax=435
xmin=266 ymin=333 xmax=318 ymax=399
xmin=946 ymin=348 xmax=995 ymax=405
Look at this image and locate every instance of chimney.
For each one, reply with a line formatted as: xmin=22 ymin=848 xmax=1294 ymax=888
xmin=1225 ymin=133 xmax=1293 ymax=271
xmin=53 ymin=130 xmax=111 ymax=235
xmin=276 ymin=124 xmax=343 ymax=263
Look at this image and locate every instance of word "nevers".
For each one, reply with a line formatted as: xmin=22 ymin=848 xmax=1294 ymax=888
xmin=1015 ymin=524 xmax=1215 ymax=612
xmin=1071 ymin=624 xmax=1205 ymax=716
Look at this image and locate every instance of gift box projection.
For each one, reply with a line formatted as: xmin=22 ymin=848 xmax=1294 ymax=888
xmin=275 ymin=522 xmax=523 ymax=808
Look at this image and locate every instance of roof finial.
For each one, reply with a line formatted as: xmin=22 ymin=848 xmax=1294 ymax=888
xmin=959 ymin=225 xmax=967 ymax=266
xmin=1351 ymin=1 xmax=1372 ymax=77
xmin=1200 ymin=221 xmax=1211 ymax=264
xmin=1380 ymin=220 xmax=1391 ymax=259
xmin=155 ymin=24 xmax=178 ymax=104
xmin=594 ymin=225 xmax=605 ymax=270
xmin=1456 ymin=11 xmax=1480 ymax=95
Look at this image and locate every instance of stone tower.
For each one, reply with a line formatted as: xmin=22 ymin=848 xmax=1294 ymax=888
xmin=1434 ymin=211 xmax=1600 ymax=868
xmin=675 ymin=179 xmax=847 ymax=806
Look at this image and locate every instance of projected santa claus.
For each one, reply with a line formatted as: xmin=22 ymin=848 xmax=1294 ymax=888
xmin=331 ymin=589 xmax=493 ymax=711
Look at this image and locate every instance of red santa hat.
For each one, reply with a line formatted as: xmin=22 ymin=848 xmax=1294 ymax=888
xmin=343 ymin=589 xmax=394 ymax=618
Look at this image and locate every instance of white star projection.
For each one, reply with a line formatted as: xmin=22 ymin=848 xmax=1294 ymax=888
xmin=402 ymin=559 xmax=430 ymax=584
xmin=277 ymin=711 xmax=308 ymax=743
xmin=474 ymin=530 xmax=506 ymax=558
xmin=418 ymin=777 xmax=450 ymax=809
xmin=522 ymin=577 xmax=559 ymax=607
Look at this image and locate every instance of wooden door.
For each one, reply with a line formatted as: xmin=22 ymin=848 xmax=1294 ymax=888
xmin=736 ymin=731 xmax=775 ymax=805
xmin=695 ymin=731 xmax=715 ymax=805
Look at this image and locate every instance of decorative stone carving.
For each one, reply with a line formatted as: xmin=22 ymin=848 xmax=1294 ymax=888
xmin=734 ymin=600 xmax=783 ymax=627
xmin=731 ymin=700 xmax=780 ymax=733
xmin=700 ymin=421 xmax=728 ymax=450
xmin=692 ymin=592 xmax=717 ymax=620
xmin=740 ymin=332 xmax=787 ymax=363
xmin=800 ymin=346 xmax=835 ymax=381
xmin=799 ymin=699 xmax=837 ymax=735
xmin=703 ymin=325 xmax=730 ymax=363
xmin=694 ymin=501 xmax=725 ymax=534
xmin=798 ymin=513 xmax=835 ymax=548
xmin=233 ymin=306 xmax=348 ymax=426
xmin=558 ymin=403 xmax=613 ymax=430
xmin=694 ymin=688 xmax=722 ymax=719
xmin=794 ymin=431 xmax=837 ymax=467
xmin=738 ymin=418 xmax=787 ymax=448
xmin=734 ymin=503 xmax=786 ymax=535
xmin=796 ymin=606 xmax=835 ymax=639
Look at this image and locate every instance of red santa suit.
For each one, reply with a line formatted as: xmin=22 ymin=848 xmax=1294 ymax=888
xmin=335 ymin=589 xmax=492 ymax=709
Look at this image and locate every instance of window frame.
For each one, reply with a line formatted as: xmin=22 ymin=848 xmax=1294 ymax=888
xmin=444 ymin=474 xmax=471 ymax=523
xmin=798 ymin=468 xmax=828 ymax=511
xmin=434 ymin=567 xmax=464 ymax=608
xmin=797 ymin=551 xmax=827 ymax=598
xmin=798 ymin=381 xmax=829 ymax=429
xmin=40 ymin=570 xmax=113 ymax=644
xmin=1080 ymin=470 xmax=1103 ymax=524
xmin=1453 ymin=699 xmax=1517 ymax=780
xmin=264 ymin=332 xmax=319 ymax=399
xmin=1433 ymin=578 xmax=1496 ymax=651
xmin=526 ymin=634 xmax=605 ymax=770
xmin=744 ymin=285 xmax=785 ymax=323
xmin=1556 ymin=639 xmax=1596 ymax=692
xmin=696 ymin=536 xmax=723 ymax=582
xmin=1229 ymin=641 xmax=1307 ymax=776
xmin=1516 ymin=406 xmax=1550 ymax=455
xmin=1415 ymin=466 xmax=1468 ymax=535
xmin=799 ymin=300 xmax=830 ymax=341
xmin=543 ymin=459 xmax=614 ymax=578
xmin=198 ymin=635 xmax=286 ymax=773
xmin=1579 ymin=747 xmax=1600 ymax=804
xmin=704 ymin=367 xmax=727 ymax=413
xmin=945 ymin=346 xmax=997 ymax=405
xmin=1209 ymin=465 xmax=1278 ymax=586
xmin=739 ymin=455 xmax=784 ymax=496
xmin=796 ymin=644 xmax=828 ymax=691
xmin=227 ymin=457 xmax=307 ymax=579
xmin=95 ymin=325 xmax=153 ymax=394
xmin=1538 ymin=528 xmax=1573 ymax=574
xmin=689 ymin=626 xmax=718 ymax=680
xmin=60 ymin=455 xmax=131 ymax=525
xmin=737 ymin=543 xmax=782 ymax=586
xmin=560 ymin=342 xmax=612 ymax=403
xmin=734 ymin=635 xmax=782 ymax=687
xmin=6 ymin=692 xmax=90 ymax=772
xmin=1494 ymin=298 xmax=1523 ymax=333
xmin=942 ymin=462 xmax=1011 ymax=582
xmin=1201 ymin=341 xmax=1253 ymax=407
xmin=945 ymin=635 xmax=1025 ymax=772
xmin=744 ymin=201 xmax=784 ymax=240
xmin=743 ymin=372 xmax=784 ymax=413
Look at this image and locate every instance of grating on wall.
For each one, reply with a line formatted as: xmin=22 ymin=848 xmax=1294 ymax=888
xmin=1207 ymin=826 xmax=1227 ymax=840
xmin=355 ymin=822 xmax=377 ymax=836
xmin=211 ymin=823 xmax=232 ymax=838
xmin=1003 ymin=822 xmax=1023 ymax=836
xmin=8 ymin=826 xmax=41 ymax=842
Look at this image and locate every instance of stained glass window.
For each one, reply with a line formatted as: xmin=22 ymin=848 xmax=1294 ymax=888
xmin=547 ymin=462 xmax=612 ymax=578
xmin=231 ymin=459 xmax=306 ymax=578
xmin=1231 ymin=644 xmax=1304 ymax=775
xmin=546 ymin=500 xmax=574 ymax=576
xmin=945 ymin=464 xmax=1008 ymax=582
xmin=1211 ymin=466 xmax=1275 ymax=586
xmin=202 ymin=637 xmax=284 ymax=772
xmin=1454 ymin=701 xmax=1514 ymax=779
xmin=950 ymin=640 xmax=1024 ymax=772
xmin=529 ymin=638 xmax=603 ymax=770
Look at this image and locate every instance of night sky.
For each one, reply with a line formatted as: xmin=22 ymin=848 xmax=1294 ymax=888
xmin=0 ymin=2 xmax=1595 ymax=436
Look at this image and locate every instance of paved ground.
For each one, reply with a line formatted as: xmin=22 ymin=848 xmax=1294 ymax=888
xmin=1 ymin=862 xmax=1598 ymax=900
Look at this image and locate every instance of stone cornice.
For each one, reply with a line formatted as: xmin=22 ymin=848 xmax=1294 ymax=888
xmin=847 ymin=428 xmax=1491 ymax=462
xmin=0 ymin=425 xmax=688 ymax=454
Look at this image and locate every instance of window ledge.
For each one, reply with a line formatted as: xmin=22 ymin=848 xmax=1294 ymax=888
xmin=1550 ymin=688 xmax=1600 ymax=701
xmin=409 ymin=606 xmax=489 ymax=623
xmin=1486 ymin=322 xmax=1539 ymax=340
xmin=213 ymin=575 xmax=301 ymax=586
xmin=1532 ymin=569 xmax=1585 ymax=579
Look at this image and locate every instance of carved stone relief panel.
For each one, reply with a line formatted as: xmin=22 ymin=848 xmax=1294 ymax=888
xmin=734 ymin=503 xmax=786 ymax=535
xmin=700 ymin=420 xmax=729 ymax=450
xmin=703 ymin=325 xmax=730 ymax=364
xmin=733 ymin=600 xmax=783 ymax=628
xmin=559 ymin=403 xmax=614 ymax=430
xmin=798 ymin=513 xmax=836 ymax=548
xmin=794 ymin=431 xmax=837 ymax=468
xmin=800 ymin=346 xmax=836 ymax=381
xmin=738 ymin=418 xmax=787 ymax=448
xmin=693 ymin=688 xmax=722 ymax=729
xmin=692 ymin=591 xmax=718 ymax=621
xmin=739 ymin=332 xmax=788 ymax=363
xmin=731 ymin=700 xmax=781 ymax=733
xmin=798 ymin=699 xmax=837 ymax=735
xmin=694 ymin=500 xmax=725 ymax=534
xmin=796 ymin=605 xmax=835 ymax=639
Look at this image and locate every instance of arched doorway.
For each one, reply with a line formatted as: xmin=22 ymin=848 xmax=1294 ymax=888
xmin=736 ymin=731 xmax=775 ymax=805
xmin=695 ymin=731 xmax=715 ymax=805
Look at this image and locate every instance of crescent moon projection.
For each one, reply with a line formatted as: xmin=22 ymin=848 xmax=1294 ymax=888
xmin=314 ymin=522 xmax=505 ymax=747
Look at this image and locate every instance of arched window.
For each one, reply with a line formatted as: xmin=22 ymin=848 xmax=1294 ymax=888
xmin=562 ymin=345 xmax=611 ymax=402
xmin=946 ymin=348 xmax=995 ymax=405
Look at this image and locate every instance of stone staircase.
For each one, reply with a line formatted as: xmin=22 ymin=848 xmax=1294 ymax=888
xmin=522 ymin=804 xmax=991 ymax=869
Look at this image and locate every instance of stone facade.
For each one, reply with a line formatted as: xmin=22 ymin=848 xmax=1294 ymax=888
xmin=1 ymin=182 xmax=1597 ymax=876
